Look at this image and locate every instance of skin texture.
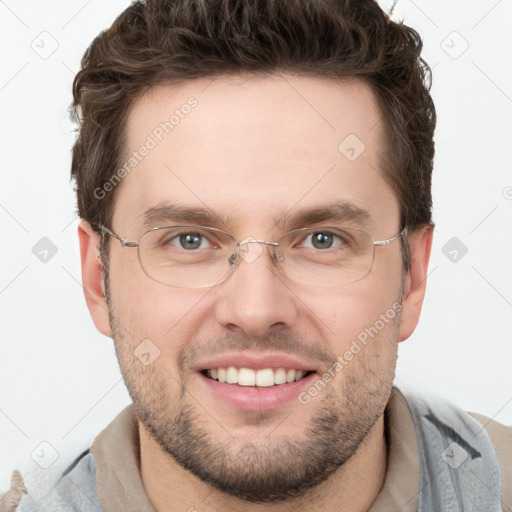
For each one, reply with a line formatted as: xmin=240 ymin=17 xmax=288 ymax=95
xmin=79 ymin=73 xmax=433 ymax=511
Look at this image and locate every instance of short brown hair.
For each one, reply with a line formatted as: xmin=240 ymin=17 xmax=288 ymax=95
xmin=71 ymin=0 xmax=436 ymax=272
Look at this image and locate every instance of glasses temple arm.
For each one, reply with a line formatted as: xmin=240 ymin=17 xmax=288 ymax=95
xmin=373 ymin=226 xmax=409 ymax=246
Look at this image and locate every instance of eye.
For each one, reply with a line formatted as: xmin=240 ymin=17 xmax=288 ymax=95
xmin=300 ymin=230 xmax=348 ymax=250
xmin=168 ymin=231 xmax=213 ymax=251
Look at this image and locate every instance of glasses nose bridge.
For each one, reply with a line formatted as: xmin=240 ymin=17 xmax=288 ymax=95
xmin=228 ymin=237 xmax=280 ymax=268
xmin=238 ymin=238 xmax=279 ymax=250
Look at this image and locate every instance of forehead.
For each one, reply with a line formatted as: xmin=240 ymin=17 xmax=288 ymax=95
xmin=113 ymin=73 xmax=399 ymax=236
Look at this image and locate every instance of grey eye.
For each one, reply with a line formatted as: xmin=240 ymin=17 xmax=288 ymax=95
xmin=311 ymin=232 xmax=334 ymax=249
xmin=167 ymin=232 xmax=208 ymax=250
xmin=301 ymin=231 xmax=346 ymax=250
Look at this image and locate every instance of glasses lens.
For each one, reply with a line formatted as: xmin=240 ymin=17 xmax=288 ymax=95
xmin=137 ymin=225 xmax=375 ymax=288
xmin=275 ymin=226 xmax=375 ymax=286
xmin=138 ymin=226 xmax=236 ymax=287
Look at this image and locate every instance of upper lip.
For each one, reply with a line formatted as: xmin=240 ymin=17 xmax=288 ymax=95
xmin=194 ymin=352 xmax=321 ymax=373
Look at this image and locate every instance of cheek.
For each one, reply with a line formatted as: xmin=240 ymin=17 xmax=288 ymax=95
xmin=109 ymin=281 xmax=200 ymax=400
xmin=300 ymin=279 xmax=401 ymax=398
xmin=110 ymin=264 xmax=210 ymax=362
xmin=325 ymin=296 xmax=399 ymax=398
xmin=302 ymin=275 xmax=402 ymax=349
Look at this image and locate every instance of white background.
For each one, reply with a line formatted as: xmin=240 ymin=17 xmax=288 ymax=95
xmin=1 ymin=0 xmax=511 ymax=490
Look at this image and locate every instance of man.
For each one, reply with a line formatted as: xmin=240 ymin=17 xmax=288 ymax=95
xmin=2 ymin=0 xmax=510 ymax=510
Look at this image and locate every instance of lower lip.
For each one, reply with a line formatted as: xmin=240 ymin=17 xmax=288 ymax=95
xmin=198 ymin=372 xmax=317 ymax=411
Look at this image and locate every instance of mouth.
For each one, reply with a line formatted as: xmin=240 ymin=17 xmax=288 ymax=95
xmin=194 ymin=353 xmax=320 ymax=411
xmin=201 ymin=367 xmax=315 ymax=387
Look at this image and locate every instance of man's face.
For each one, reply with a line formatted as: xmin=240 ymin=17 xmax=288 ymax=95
xmin=101 ymin=74 xmax=407 ymax=501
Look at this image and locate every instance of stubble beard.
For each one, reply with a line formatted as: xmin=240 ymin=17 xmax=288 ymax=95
xmin=104 ymin=276 xmax=400 ymax=502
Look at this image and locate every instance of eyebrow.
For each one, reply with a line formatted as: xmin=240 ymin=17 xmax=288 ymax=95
xmin=276 ymin=202 xmax=373 ymax=231
xmin=138 ymin=200 xmax=373 ymax=232
xmin=139 ymin=202 xmax=234 ymax=230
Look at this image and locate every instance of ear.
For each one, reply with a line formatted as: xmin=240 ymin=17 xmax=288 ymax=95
xmin=78 ymin=220 xmax=112 ymax=338
xmin=398 ymin=224 xmax=434 ymax=342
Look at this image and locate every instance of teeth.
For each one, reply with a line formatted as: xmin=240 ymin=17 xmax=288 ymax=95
xmin=226 ymin=366 xmax=238 ymax=384
xmin=256 ymin=368 xmax=274 ymax=387
xmin=274 ymin=368 xmax=287 ymax=385
xmin=204 ymin=367 xmax=310 ymax=387
xmin=238 ymin=367 xmax=255 ymax=386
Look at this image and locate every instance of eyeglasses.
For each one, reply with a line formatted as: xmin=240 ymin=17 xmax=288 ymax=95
xmin=97 ymin=224 xmax=408 ymax=288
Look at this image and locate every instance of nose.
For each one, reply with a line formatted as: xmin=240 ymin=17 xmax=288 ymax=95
xmin=213 ymin=239 xmax=300 ymax=338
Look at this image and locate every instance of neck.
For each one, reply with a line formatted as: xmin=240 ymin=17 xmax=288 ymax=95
xmin=140 ymin=413 xmax=387 ymax=512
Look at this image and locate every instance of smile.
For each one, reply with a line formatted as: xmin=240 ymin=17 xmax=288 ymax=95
xmin=203 ymin=367 xmax=313 ymax=387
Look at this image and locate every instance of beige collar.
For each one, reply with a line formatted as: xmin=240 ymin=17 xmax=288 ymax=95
xmin=368 ymin=386 xmax=420 ymax=512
